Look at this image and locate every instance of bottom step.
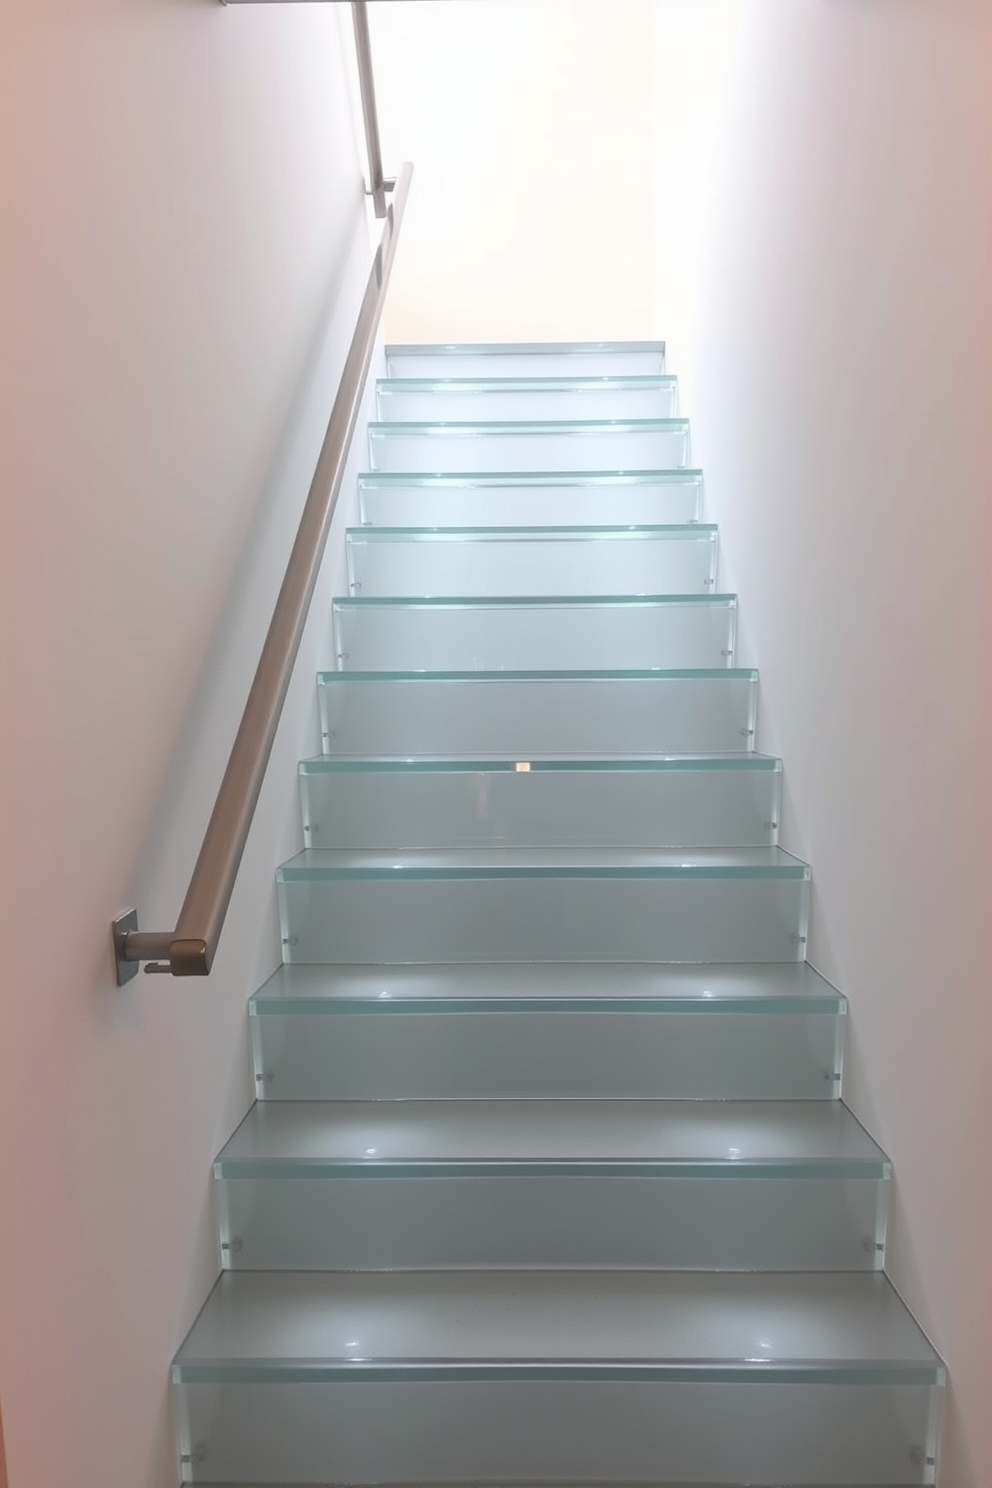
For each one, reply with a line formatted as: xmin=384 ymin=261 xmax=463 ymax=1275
xmin=173 ymin=1272 xmax=943 ymax=1486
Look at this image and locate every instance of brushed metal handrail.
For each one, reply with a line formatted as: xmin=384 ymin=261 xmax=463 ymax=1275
xmin=114 ymin=152 xmax=413 ymax=980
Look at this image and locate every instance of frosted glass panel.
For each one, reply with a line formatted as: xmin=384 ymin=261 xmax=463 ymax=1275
xmin=215 ymin=1099 xmax=886 ymax=1271
xmin=332 ymin=596 xmax=736 ymax=671
xmin=376 ymin=376 xmax=679 ymax=423
xmin=300 ymin=756 xmax=781 ymax=849
xmin=385 ymin=341 xmax=667 ymax=378
xmin=317 ymin=670 xmax=758 ymax=756
xmin=250 ymin=963 xmax=846 ymax=1102
xmin=252 ymin=1004 xmax=842 ymax=1102
xmin=218 ymin=1173 xmax=885 ymax=1272
xmin=277 ymin=847 xmax=810 ymax=963
xmin=175 ymin=1270 xmax=943 ymax=1378
xmin=345 ymin=526 xmax=718 ymax=598
xmin=357 ymin=472 xmax=704 ymax=528
xmin=368 ymin=420 xmax=690 ymax=473
xmin=176 ymin=1376 xmax=941 ymax=1484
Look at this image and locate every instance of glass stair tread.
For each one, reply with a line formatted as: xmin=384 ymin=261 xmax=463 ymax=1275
xmin=249 ymin=961 xmax=847 ymax=1015
xmin=299 ymin=753 xmax=781 ymax=772
xmin=376 ymin=375 xmax=678 ymax=391
xmin=319 ymin=666 xmax=752 ymax=679
xmin=346 ymin=523 xmax=716 ymax=539
xmin=172 ymin=1270 xmax=943 ymax=1383
xmin=385 ymin=340 xmax=668 ymax=356
xmin=276 ymin=846 xmax=809 ymax=881
xmin=367 ymin=420 xmax=690 ymax=475
xmin=369 ymin=417 xmax=690 ymax=434
xmin=357 ymin=474 xmax=705 ymax=529
xmin=334 ymin=593 xmax=734 ymax=608
xmin=384 ymin=341 xmax=667 ymax=380
xmin=375 ymin=379 xmax=680 ymax=423
xmin=214 ymin=1099 xmax=887 ymax=1176
xmin=358 ymin=469 xmax=700 ymax=484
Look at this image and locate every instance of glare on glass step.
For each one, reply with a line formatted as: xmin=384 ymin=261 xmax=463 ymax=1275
xmin=376 ymin=375 xmax=679 ymax=423
xmin=249 ymin=962 xmax=846 ymax=1101
xmin=172 ymin=1272 xmax=943 ymax=1485
xmin=317 ymin=668 xmax=758 ymax=756
xmin=332 ymin=595 xmax=737 ymax=671
xmin=276 ymin=846 xmax=810 ymax=963
xmin=299 ymin=755 xmax=782 ymax=849
xmin=368 ymin=419 xmax=690 ymax=474
xmin=357 ymin=471 xmax=704 ymax=527
xmin=385 ymin=340 xmax=666 ymax=378
xmin=345 ymin=525 xmax=718 ymax=598
xmin=213 ymin=1099 xmax=888 ymax=1272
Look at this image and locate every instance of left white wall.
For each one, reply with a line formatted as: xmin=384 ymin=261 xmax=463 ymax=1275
xmin=0 ymin=5 xmax=371 ymax=1485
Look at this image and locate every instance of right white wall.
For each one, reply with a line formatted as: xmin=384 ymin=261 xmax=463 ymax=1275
xmin=651 ymin=4 xmax=992 ymax=1484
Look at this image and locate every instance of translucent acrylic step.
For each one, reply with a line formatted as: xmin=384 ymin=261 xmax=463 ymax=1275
xmin=172 ymin=1272 xmax=943 ymax=1485
xmin=385 ymin=340 xmax=667 ymax=378
xmin=299 ymin=755 xmax=782 ymax=849
xmin=332 ymin=595 xmax=737 ymax=671
xmin=276 ymin=847 xmax=810 ymax=963
xmin=376 ymin=375 xmax=679 ymax=422
xmin=250 ymin=962 xmax=846 ymax=1101
xmin=345 ymin=525 xmax=718 ymax=598
xmin=214 ymin=1099 xmax=888 ymax=1271
xmin=368 ymin=419 xmax=690 ymax=473
xmin=317 ymin=669 xmax=758 ymax=756
xmin=357 ymin=471 xmax=704 ymax=527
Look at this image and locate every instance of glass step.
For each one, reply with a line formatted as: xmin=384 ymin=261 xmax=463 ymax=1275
xmin=276 ymin=847 xmax=810 ymax=963
xmin=385 ymin=340 xmax=667 ymax=378
xmin=332 ymin=595 xmax=737 ymax=671
xmin=376 ymin=375 xmax=679 ymax=423
xmin=345 ymin=525 xmax=718 ymax=598
xmin=357 ymin=471 xmax=704 ymax=527
xmin=298 ymin=755 xmax=782 ymax=849
xmin=249 ymin=962 xmax=846 ymax=1101
xmin=368 ymin=419 xmax=690 ymax=473
xmin=317 ymin=669 xmax=758 ymax=756
xmin=213 ymin=1099 xmax=887 ymax=1271
xmin=172 ymin=1272 xmax=943 ymax=1484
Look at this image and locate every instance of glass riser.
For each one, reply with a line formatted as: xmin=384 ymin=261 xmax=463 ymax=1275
xmin=252 ymin=1009 xmax=842 ymax=1101
xmin=358 ymin=473 xmax=704 ymax=527
xmin=277 ymin=875 xmax=809 ymax=963
xmin=332 ymin=600 xmax=736 ymax=671
xmin=299 ymin=763 xmax=781 ymax=849
xmin=385 ymin=343 xmax=667 ymax=378
xmin=175 ymin=1378 xmax=939 ymax=1485
xmin=368 ymin=423 xmax=690 ymax=474
xmin=318 ymin=674 xmax=757 ymax=756
xmin=345 ymin=529 xmax=717 ymax=597
xmin=216 ymin=1173 xmax=885 ymax=1272
xmin=376 ymin=380 xmax=679 ymax=423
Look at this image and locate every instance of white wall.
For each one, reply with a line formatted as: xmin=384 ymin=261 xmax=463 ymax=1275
xmin=369 ymin=0 xmax=656 ymax=343
xmin=648 ymin=4 xmax=992 ymax=1485
xmin=0 ymin=5 xmax=373 ymax=1485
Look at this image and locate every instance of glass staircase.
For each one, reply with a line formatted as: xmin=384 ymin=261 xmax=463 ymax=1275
xmin=172 ymin=342 xmax=945 ymax=1486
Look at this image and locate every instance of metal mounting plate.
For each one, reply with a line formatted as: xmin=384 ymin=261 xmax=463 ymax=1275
xmin=112 ymin=908 xmax=139 ymax=986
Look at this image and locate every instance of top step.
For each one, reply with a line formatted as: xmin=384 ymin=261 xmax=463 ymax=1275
xmin=385 ymin=341 xmax=666 ymax=380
